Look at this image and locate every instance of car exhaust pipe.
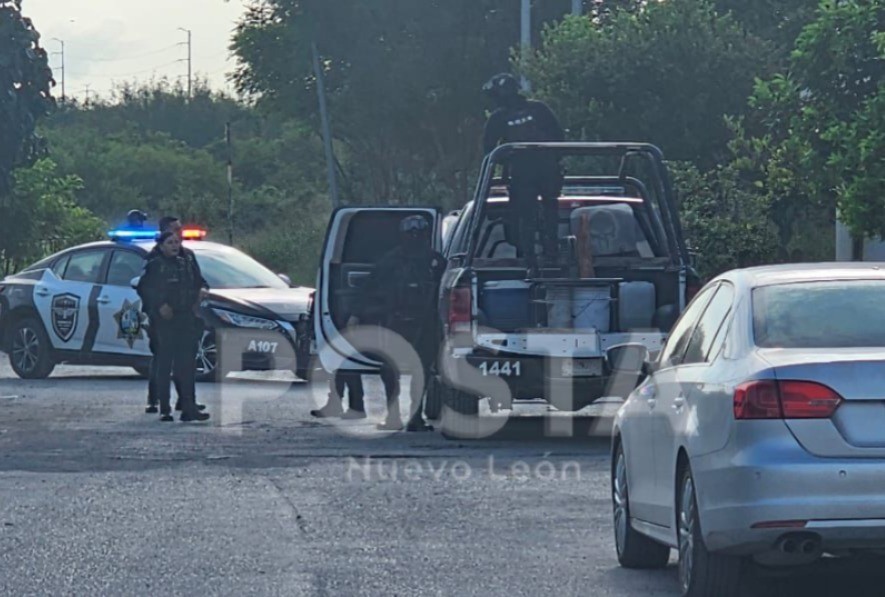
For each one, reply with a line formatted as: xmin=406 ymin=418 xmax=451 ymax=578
xmin=800 ymin=539 xmax=821 ymax=555
xmin=770 ymin=533 xmax=822 ymax=561
xmin=778 ymin=538 xmax=798 ymax=554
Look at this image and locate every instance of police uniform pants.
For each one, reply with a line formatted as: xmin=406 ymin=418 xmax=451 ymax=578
xmin=332 ymin=371 xmax=365 ymax=412
xmin=153 ymin=319 xmax=200 ymax=415
xmin=147 ymin=328 xmax=185 ymax=407
xmin=508 ymin=169 xmax=562 ymax=262
xmin=373 ymin=333 xmax=434 ymax=424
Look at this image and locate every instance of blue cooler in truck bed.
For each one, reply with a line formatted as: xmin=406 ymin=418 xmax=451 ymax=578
xmin=480 ymin=280 xmax=532 ymax=331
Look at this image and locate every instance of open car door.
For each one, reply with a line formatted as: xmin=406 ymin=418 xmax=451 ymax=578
xmin=314 ymin=207 xmax=442 ymax=373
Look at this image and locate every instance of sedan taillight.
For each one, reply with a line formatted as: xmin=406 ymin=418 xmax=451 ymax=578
xmin=734 ymin=380 xmax=842 ymax=420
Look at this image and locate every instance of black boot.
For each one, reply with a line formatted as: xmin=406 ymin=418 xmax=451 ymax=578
xmin=146 ymin=405 xmax=159 ymax=414
xmin=176 ymin=401 xmax=206 ymax=412
xmin=180 ymin=410 xmax=210 ymax=422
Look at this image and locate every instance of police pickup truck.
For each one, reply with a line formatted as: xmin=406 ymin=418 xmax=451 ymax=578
xmin=312 ymin=142 xmax=698 ymax=437
xmin=0 ymin=227 xmax=313 ymax=381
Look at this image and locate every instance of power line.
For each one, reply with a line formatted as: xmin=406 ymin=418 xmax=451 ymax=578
xmin=66 ymin=59 xmax=184 ymax=80
xmin=75 ymin=44 xmax=181 ymax=63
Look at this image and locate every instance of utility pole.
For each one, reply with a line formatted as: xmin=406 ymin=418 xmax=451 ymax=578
xmin=51 ymin=38 xmax=65 ymax=103
xmin=520 ymin=0 xmax=531 ymax=92
xmin=226 ymin=122 xmax=234 ymax=244
xmin=83 ymin=84 xmax=92 ymax=106
xmin=572 ymin=0 xmax=584 ymax=16
xmin=178 ymin=27 xmax=192 ymax=98
xmin=312 ymin=42 xmax=340 ymax=209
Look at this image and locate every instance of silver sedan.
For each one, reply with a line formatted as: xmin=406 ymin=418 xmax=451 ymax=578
xmin=611 ymin=263 xmax=885 ymax=597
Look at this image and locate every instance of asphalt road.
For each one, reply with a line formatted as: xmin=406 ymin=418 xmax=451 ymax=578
xmin=1 ymin=359 xmax=884 ymax=597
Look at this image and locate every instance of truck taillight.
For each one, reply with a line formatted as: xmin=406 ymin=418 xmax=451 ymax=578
xmin=734 ymin=380 xmax=842 ymax=420
xmin=448 ymin=286 xmax=472 ymax=333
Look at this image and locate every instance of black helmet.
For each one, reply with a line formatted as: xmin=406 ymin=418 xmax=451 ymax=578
xmin=483 ymin=73 xmax=521 ymax=105
xmin=126 ymin=209 xmax=149 ymax=228
xmin=400 ymin=216 xmax=431 ymax=250
xmin=400 ymin=215 xmax=430 ymax=235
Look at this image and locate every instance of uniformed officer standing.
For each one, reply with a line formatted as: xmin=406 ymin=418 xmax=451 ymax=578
xmin=482 ymin=73 xmax=565 ymax=267
xmin=143 ymin=216 xmax=207 ymax=414
xmin=137 ymin=230 xmax=210 ymax=422
xmin=356 ymin=216 xmax=444 ymax=432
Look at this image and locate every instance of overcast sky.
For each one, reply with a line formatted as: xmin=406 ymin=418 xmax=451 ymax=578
xmin=23 ymin=0 xmax=249 ymax=101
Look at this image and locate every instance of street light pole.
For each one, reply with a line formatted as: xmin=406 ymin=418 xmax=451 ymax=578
xmin=51 ymin=38 xmax=65 ymax=103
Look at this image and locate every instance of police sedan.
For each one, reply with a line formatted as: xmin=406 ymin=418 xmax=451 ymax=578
xmin=0 ymin=228 xmax=313 ymax=381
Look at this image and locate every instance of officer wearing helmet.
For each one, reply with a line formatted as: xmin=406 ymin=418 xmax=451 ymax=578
xmin=482 ymin=73 xmax=565 ymax=268
xmin=127 ymin=209 xmax=149 ymax=228
xmin=353 ymin=215 xmax=444 ymax=432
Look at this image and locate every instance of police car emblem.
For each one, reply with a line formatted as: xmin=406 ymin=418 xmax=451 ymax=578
xmin=51 ymin=293 xmax=80 ymax=342
xmin=114 ymin=299 xmax=147 ymax=348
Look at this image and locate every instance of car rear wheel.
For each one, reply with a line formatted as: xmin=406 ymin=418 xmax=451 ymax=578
xmin=678 ymin=465 xmax=743 ymax=597
xmin=9 ymin=317 xmax=55 ymax=380
xmin=612 ymin=442 xmax=670 ymax=569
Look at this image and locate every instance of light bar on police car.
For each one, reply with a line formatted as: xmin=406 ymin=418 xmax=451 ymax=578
xmin=109 ymin=228 xmax=159 ymax=241
xmin=211 ymin=308 xmax=277 ymax=330
xmin=181 ymin=228 xmax=208 ymax=240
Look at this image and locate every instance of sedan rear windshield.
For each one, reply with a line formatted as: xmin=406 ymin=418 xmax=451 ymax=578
xmin=753 ymin=281 xmax=885 ymax=348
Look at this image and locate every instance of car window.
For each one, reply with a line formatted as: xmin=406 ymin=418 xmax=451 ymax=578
xmin=341 ymin=211 xmax=434 ymax=263
xmin=51 ymin=255 xmax=71 ymax=278
xmin=106 ymin=251 xmax=145 ymax=287
xmin=682 ymin=283 xmax=735 ymax=365
xmin=193 ymin=246 xmax=288 ymax=290
xmin=754 ymin=280 xmax=885 ymax=348
xmin=63 ymin=250 xmax=107 ymax=284
xmin=658 ymin=284 xmax=717 ymax=367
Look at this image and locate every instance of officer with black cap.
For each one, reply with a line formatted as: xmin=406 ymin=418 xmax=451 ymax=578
xmin=355 ymin=215 xmax=444 ymax=432
xmin=482 ymin=73 xmax=565 ymax=267
xmin=143 ymin=215 xmax=208 ymax=414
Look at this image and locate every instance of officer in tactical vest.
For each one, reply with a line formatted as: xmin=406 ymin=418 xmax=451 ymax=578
xmin=357 ymin=215 xmax=444 ymax=432
xmin=137 ymin=230 xmax=210 ymax=422
xmin=482 ymin=73 xmax=565 ymax=267
xmin=143 ymin=216 xmax=207 ymax=414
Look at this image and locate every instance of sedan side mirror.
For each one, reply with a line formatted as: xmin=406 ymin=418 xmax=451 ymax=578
xmin=641 ymin=358 xmax=661 ymax=378
xmin=607 ymin=343 xmax=649 ymax=374
xmin=278 ymin=273 xmax=292 ymax=287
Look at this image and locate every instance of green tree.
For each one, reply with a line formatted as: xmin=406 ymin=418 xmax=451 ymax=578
xmin=523 ymin=0 xmax=775 ymax=168
xmin=0 ymin=159 xmax=104 ymax=275
xmin=231 ymin=0 xmax=561 ymax=208
xmin=672 ymin=161 xmax=780 ymax=278
xmin=0 ymin=0 xmax=55 ymax=192
xmin=746 ymin=0 xmax=884 ymax=249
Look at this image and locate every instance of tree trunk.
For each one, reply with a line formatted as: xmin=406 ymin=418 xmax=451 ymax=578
xmin=851 ymin=236 xmax=864 ymax=261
